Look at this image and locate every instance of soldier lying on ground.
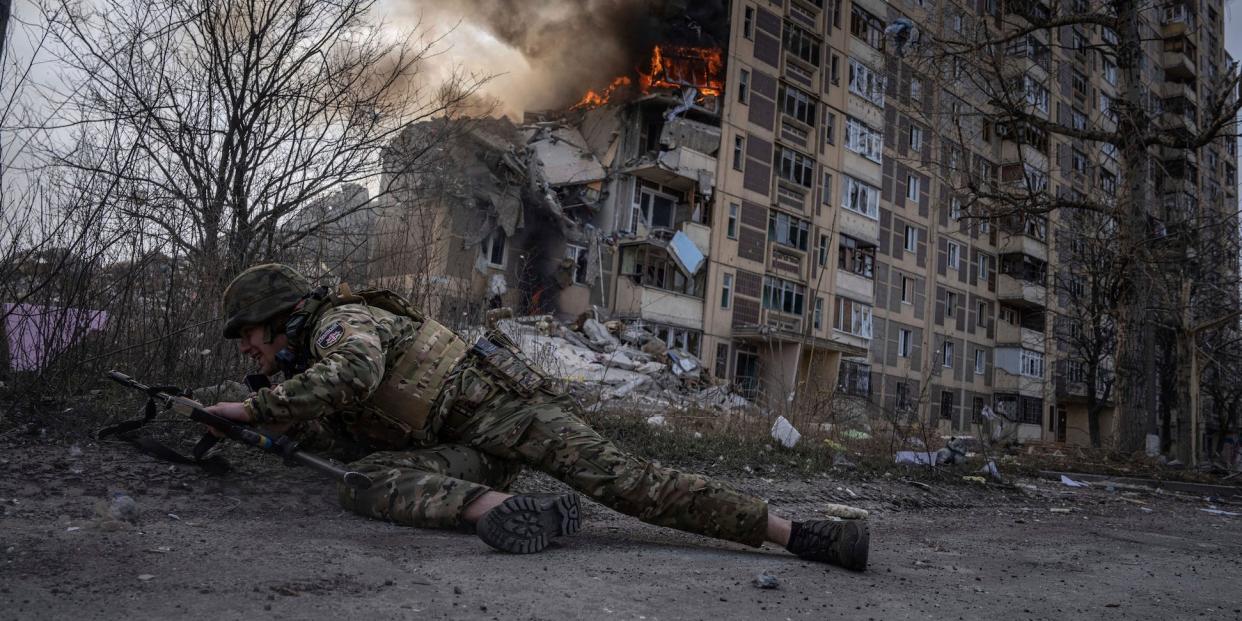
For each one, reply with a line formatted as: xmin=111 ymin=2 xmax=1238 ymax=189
xmin=203 ymin=264 xmax=870 ymax=570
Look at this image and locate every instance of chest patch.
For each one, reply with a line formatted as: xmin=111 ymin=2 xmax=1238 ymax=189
xmin=315 ymin=321 xmax=346 ymax=349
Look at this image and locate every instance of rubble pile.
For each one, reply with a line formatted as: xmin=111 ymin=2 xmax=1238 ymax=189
xmin=489 ymin=314 xmax=754 ymax=414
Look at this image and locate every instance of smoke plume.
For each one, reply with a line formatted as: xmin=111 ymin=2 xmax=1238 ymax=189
xmin=408 ymin=0 xmax=729 ymax=112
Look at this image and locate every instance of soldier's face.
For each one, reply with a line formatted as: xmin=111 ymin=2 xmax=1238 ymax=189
xmin=237 ymin=325 xmax=288 ymax=375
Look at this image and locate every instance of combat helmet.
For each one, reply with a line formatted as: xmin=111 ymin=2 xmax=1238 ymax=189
xmin=221 ymin=263 xmax=311 ymax=338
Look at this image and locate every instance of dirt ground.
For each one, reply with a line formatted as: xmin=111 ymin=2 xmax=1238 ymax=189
xmin=2 ymin=435 xmax=1241 ymax=621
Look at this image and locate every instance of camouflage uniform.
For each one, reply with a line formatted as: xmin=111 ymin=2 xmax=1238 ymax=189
xmin=244 ymin=303 xmax=769 ymax=547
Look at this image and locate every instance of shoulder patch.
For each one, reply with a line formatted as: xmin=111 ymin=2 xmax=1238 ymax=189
xmin=315 ymin=321 xmax=346 ymax=349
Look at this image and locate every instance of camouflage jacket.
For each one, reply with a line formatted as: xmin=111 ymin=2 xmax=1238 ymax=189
xmin=244 ymin=303 xmax=418 ymax=426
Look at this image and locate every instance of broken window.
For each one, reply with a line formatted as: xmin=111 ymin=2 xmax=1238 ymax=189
xmin=481 ymin=230 xmax=506 ymax=267
xmin=738 ymin=69 xmax=750 ymax=104
xmin=945 ymin=291 xmax=957 ymax=318
xmin=776 ymin=147 xmax=815 ymax=187
xmin=895 ymin=382 xmax=912 ymax=410
xmin=779 ymin=84 xmax=817 ymax=126
xmin=814 ymin=297 xmax=825 ymax=330
xmin=782 ymin=22 xmax=822 ymax=66
xmin=743 ymin=6 xmax=755 ymax=40
xmin=975 ymin=349 xmax=986 ymax=374
xmin=768 ymin=210 xmax=810 ymax=250
xmin=942 ymin=341 xmax=954 ymax=367
xmin=1020 ymin=349 xmax=1044 ymax=378
xmin=633 ymin=183 xmax=677 ymax=230
xmin=619 ymin=245 xmax=703 ymax=297
xmin=721 ymin=273 xmax=733 ymax=309
xmin=652 ymin=324 xmax=702 ymax=356
xmin=940 ymin=391 xmax=954 ymax=420
xmin=845 ymin=117 xmax=882 ymax=163
xmin=842 ymin=175 xmax=880 ymax=218
xmin=727 ymin=203 xmax=739 ymax=239
xmin=848 ymin=58 xmax=885 ymax=107
xmin=838 ymin=359 xmax=870 ymax=397
xmin=904 ymin=225 xmax=918 ymax=252
xmin=714 ymin=343 xmax=730 ymax=379
xmin=763 ymin=276 xmax=806 ymax=315
xmin=850 ymin=5 xmax=885 ymax=49
xmin=565 ymin=244 xmax=589 ymax=285
xmin=817 ymin=233 xmax=830 ymax=267
xmin=837 ymin=235 xmax=875 ymax=278
xmin=833 ymin=297 xmax=873 ymax=337
xmin=735 ymin=347 xmax=760 ymax=399
xmin=901 ymin=276 xmax=913 ymax=304
xmin=947 ymin=241 xmax=961 ymax=271
xmin=733 ymin=135 xmax=745 ymax=171
xmin=898 ymin=328 xmax=912 ymax=356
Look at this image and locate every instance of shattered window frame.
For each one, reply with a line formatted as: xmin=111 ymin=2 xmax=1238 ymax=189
xmin=833 ymin=296 xmax=873 ymax=338
xmin=763 ymin=275 xmax=807 ymax=316
xmin=565 ymin=244 xmax=589 ymax=285
xmin=838 ymin=235 xmax=876 ymax=279
xmin=844 ymin=116 xmax=883 ymax=163
xmin=733 ymin=135 xmax=745 ymax=171
xmin=738 ymin=68 xmax=750 ymax=104
xmin=782 ymin=21 xmax=823 ymax=67
xmin=481 ymin=230 xmax=506 ymax=268
xmin=779 ymin=84 xmax=817 ymax=126
xmin=847 ymin=58 xmax=886 ymax=108
xmin=776 ymin=146 xmax=816 ymax=187
xmin=842 ymin=175 xmax=880 ymax=218
xmin=767 ymin=209 xmax=811 ymax=251
xmin=849 ymin=5 xmax=885 ymax=50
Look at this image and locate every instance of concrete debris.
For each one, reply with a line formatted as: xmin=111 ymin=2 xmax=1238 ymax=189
xmin=822 ymin=503 xmax=869 ymax=520
xmin=580 ymin=318 xmax=620 ymax=352
xmin=895 ymin=451 xmax=939 ymax=465
xmin=752 ymin=571 xmax=780 ymax=589
xmin=646 ymin=415 xmax=667 ymax=427
xmin=832 ymin=452 xmax=857 ymax=470
xmin=770 ymin=416 xmax=801 ymax=449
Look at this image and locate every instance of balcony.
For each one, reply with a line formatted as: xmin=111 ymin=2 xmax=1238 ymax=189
xmin=1001 ymin=141 xmax=1049 ymax=174
xmin=1161 ymin=96 xmax=1199 ymax=134
xmin=838 ymin=208 xmax=880 ymax=245
xmin=993 ymin=368 xmax=1044 ymax=397
xmin=997 ymin=274 xmax=1047 ymax=309
xmin=1162 ymin=39 xmax=1198 ymax=80
xmin=768 ymin=244 xmax=806 ymax=278
xmin=835 ymin=270 xmax=875 ymax=304
xmin=1005 ymin=0 xmax=1052 ymax=26
xmin=627 ymin=145 xmax=717 ymax=193
xmin=1161 ymin=80 xmax=1198 ymax=105
xmin=996 ymin=231 xmax=1047 ymax=262
xmin=732 ymin=309 xmax=870 ymax=356
xmin=995 ymin=322 xmax=1045 ymax=351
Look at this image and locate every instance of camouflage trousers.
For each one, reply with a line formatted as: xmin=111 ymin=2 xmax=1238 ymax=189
xmin=338 ymin=365 xmax=769 ymax=547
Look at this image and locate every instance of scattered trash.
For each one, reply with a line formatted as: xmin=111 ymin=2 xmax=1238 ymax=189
xmin=935 ymin=437 xmax=967 ymax=466
xmin=147 ymin=546 xmax=172 ymax=553
xmin=108 ymin=492 xmax=139 ymax=523
xmin=1060 ymin=475 xmax=1090 ymax=488
xmin=822 ymin=504 xmax=869 ymax=520
xmin=895 ymin=451 xmax=939 ymax=465
xmin=843 ymin=430 xmax=871 ymax=441
xmin=645 ymin=415 xmax=666 ymax=427
xmin=137 ymin=574 xmax=155 ymax=581
xmin=752 ymin=571 xmax=780 ymax=589
xmin=65 ymin=526 xmax=81 ymax=532
xmin=1140 ymin=507 xmax=1154 ymax=513
xmin=770 ymin=416 xmax=801 ymax=449
xmin=167 ymin=513 xmax=180 ymax=521
xmin=1201 ymin=508 xmax=1240 ymax=517
xmin=1050 ymin=508 xmax=1072 ymax=514
xmin=962 ymin=476 xmax=987 ymax=484
xmin=979 ymin=460 xmax=1002 ymax=481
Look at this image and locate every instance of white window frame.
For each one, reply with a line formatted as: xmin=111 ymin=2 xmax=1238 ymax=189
xmin=814 ymin=297 xmax=824 ymax=330
xmin=942 ymin=341 xmax=955 ymax=368
xmin=910 ymin=126 xmax=924 ymax=152
xmin=946 ymin=291 xmax=957 ymax=318
xmin=848 ymin=58 xmax=886 ymax=107
xmin=565 ymin=244 xmax=588 ymax=285
xmin=1020 ymin=349 xmax=1044 ymax=378
xmin=482 ymin=230 xmax=506 ymax=268
xmin=947 ymin=241 xmax=961 ymax=271
xmin=842 ymin=175 xmax=880 ymax=218
xmin=834 ymin=297 xmax=874 ymax=338
xmin=977 ymin=254 xmax=989 ymax=280
xmin=901 ymin=275 xmax=913 ymax=304
xmin=910 ymin=77 xmax=923 ymax=102
xmin=906 ymin=174 xmax=920 ymax=201
xmin=974 ymin=349 xmax=985 ymax=374
xmin=949 ymin=197 xmax=962 ymax=221
xmin=727 ymin=203 xmax=739 ymax=239
xmin=738 ymin=69 xmax=750 ymax=104
xmin=845 ymin=117 xmax=883 ymax=163
xmin=898 ymin=328 xmax=912 ymax=357
xmin=904 ymin=225 xmax=918 ymax=252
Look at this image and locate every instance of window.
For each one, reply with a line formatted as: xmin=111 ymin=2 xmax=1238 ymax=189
xmin=910 ymin=77 xmax=923 ymax=102
xmin=898 ymin=328 xmax=912 ymax=357
xmin=904 ymin=225 xmax=918 ymax=252
xmin=951 ymin=14 xmax=963 ymax=32
xmin=845 ymin=117 xmax=883 ymax=163
xmin=838 ymin=359 xmax=870 ymax=396
xmin=714 ymin=343 xmax=730 ymax=379
xmin=1071 ymin=108 xmax=1088 ymax=131
xmin=763 ymin=276 xmax=807 ymax=315
xmin=1102 ymin=58 xmax=1117 ymax=85
xmin=906 ymin=174 xmax=920 ymax=200
xmin=848 ymin=58 xmax=885 ymax=107
xmin=942 ymin=341 xmax=955 ymax=367
xmin=779 ymin=84 xmax=817 ymax=125
xmin=1100 ymin=170 xmax=1117 ymax=195
xmin=910 ymin=126 xmax=924 ymax=152
xmin=652 ymin=324 xmax=701 ymax=356
xmin=733 ymin=135 xmax=745 ymax=171
xmin=1071 ymin=149 xmax=1088 ymax=175
xmin=743 ymin=6 xmax=754 ymax=39
xmin=895 ymin=382 xmax=912 ymax=410
xmin=720 ymin=273 xmax=733 ymax=309
xmin=941 ymin=391 xmax=954 ymax=420
xmin=842 ymin=175 xmax=880 ymax=218
xmin=1020 ymin=349 xmax=1044 ymax=378
xmin=634 ymin=184 xmax=675 ymax=229
xmin=850 ymin=5 xmax=885 ymax=49
xmin=823 ymin=111 xmax=836 ymax=144
xmin=980 ymin=218 xmax=990 ymax=234
xmin=977 ymin=301 xmax=988 ymax=326
xmin=821 ymin=170 xmax=832 ymax=206
xmin=738 ymin=69 xmax=750 ymax=104
xmin=838 ymin=236 xmax=875 ymax=278
xmin=975 ymin=349 xmax=985 ymax=374
xmin=830 ymin=54 xmax=840 ymax=85
xmin=482 ymin=230 xmax=506 ymax=267
xmin=901 ymin=275 xmax=913 ymax=304
xmin=817 ymin=233 xmax=830 ymax=266
xmin=727 ymin=203 xmax=739 ymax=239
xmin=814 ymin=297 xmax=825 ymax=330
xmin=565 ymin=244 xmax=588 ymax=285
xmin=776 ymin=147 xmax=815 ymax=187
xmin=978 ymin=254 xmax=989 ymax=280
xmin=947 ymin=242 xmax=961 ymax=270
xmin=949 ymin=196 xmax=962 ymax=220
xmin=783 ymin=23 xmax=822 ymax=66
xmin=834 ymin=297 xmax=874 ymax=337
xmin=945 ymin=291 xmax=957 ymax=317
xmin=1024 ymin=76 xmax=1049 ymax=113
xmin=620 ymin=245 xmax=703 ymax=296
xmin=1070 ymin=70 xmax=1088 ymax=97
xmin=767 ymin=210 xmax=811 ymax=250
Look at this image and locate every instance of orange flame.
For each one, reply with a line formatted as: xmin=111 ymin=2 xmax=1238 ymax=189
xmin=572 ymin=45 xmax=724 ymax=111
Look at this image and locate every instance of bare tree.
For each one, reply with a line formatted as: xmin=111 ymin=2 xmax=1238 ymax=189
xmin=37 ymin=0 xmax=488 ymax=288
xmin=894 ymin=0 xmax=1241 ymax=454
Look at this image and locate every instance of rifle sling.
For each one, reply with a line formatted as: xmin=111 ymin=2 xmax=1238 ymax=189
xmin=98 ymin=396 xmax=230 ymax=475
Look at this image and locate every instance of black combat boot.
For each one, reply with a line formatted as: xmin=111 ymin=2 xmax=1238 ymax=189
xmin=476 ymin=493 xmax=581 ymax=554
xmin=785 ymin=519 xmax=870 ymax=571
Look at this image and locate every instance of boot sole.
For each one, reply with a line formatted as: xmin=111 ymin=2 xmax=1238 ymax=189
xmin=477 ymin=493 xmax=581 ymax=554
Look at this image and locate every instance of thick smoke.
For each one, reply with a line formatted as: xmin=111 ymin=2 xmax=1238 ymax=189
xmin=413 ymin=0 xmax=729 ymax=111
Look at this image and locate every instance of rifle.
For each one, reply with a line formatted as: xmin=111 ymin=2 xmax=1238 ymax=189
xmin=101 ymin=371 xmax=372 ymax=490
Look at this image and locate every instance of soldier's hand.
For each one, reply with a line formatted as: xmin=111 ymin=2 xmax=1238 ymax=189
xmin=204 ymin=401 xmax=251 ymax=437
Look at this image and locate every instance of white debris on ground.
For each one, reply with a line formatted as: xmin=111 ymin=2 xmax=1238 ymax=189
xmin=481 ymin=313 xmax=758 ymax=415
